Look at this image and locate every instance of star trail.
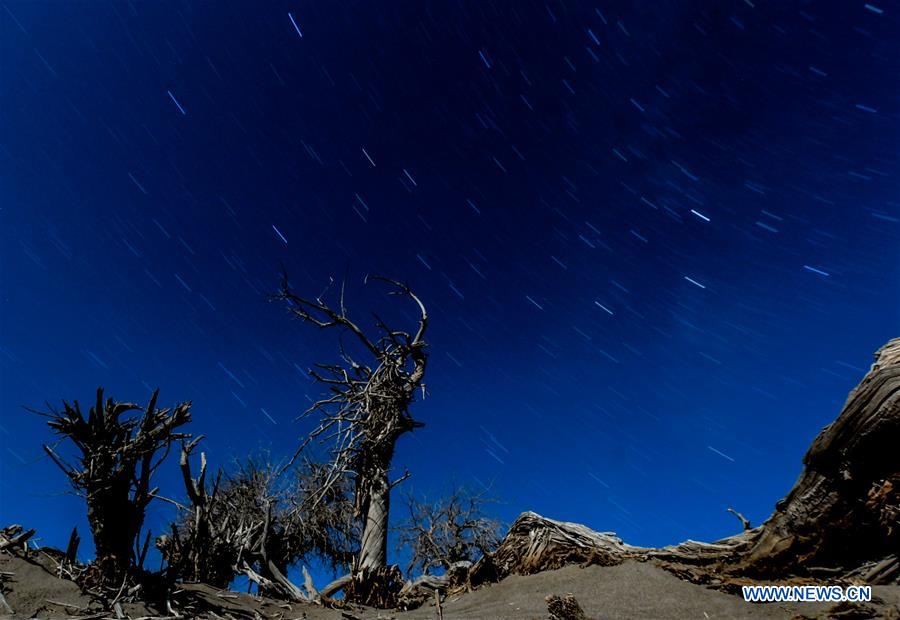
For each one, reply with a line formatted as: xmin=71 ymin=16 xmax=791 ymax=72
xmin=1 ymin=0 xmax=898 ymax=562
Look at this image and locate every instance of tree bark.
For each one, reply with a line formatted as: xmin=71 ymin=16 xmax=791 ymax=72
xmin=739 ymin=338 xmax=900 ymax=576
xmin=469 ymin=512 xmax=644 ymax=586
xmin=346 ymin=463 xmax=405 ymax=606
xmin=357 ymin=468 xmax=390 ymax=572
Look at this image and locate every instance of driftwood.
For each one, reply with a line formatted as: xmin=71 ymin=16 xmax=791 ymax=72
xmin=467 ymin=339 xmax=900 ymax=588
xmin=320 ymin=573 xmax=353 ymax=600
xmin=726 ymin=508 xmax=751 ymax=531
xmin=170 ymin=582 xmax=289 ymax=620
xmin=394 ymin=560 xmax=472 ymax=609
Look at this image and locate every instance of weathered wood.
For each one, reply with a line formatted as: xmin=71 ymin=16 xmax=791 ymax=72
xmin=320 ymin=573 xmax=352 ymax=598
xmin=273 ymin=273 xmax=430 ymax=606
xmin=726 ymin=508 xmax=751 ymax=531
xmin=468 ymin=339 xmax=900 ymax=587
xmin=846 ymin=556 xmax=899 ymax=585
xmin=737 ymin=338 xmax=900 ymax=577
xmin=302 ymin=565 xmax=319 ymax=599
xmin=240 ymin=561 xmax=307 ymax=603
xmin=469 ymin=512 xmax=643 ymax=585
xmin=172 ymin=582 xmax=280 ymax=620
xmin=263 ymin=559 xmax=308 ymax=602
xmin=649 ymin=529 xmax=759 ymax=565
xmin=546 ymin=593 xmax=589 ymax=620
xmin=64 ymin=526 xmax=80 ymax=565
xmin=343 ymin=564 xmax=404 ymax=608
xmin=0 ymin=525 xmax=36 ymax=552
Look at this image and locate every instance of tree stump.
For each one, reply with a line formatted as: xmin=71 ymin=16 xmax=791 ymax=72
xmin=546 ymin=593 xmax=590 ymax=620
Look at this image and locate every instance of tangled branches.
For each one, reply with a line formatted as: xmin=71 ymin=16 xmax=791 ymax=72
xmin=37 ymin=388 xmax=191 ymax=585
xmin=160 ymin=443 xmax=358 ymax=599
xmin=272 ymin=272 xmax=429 ymax=602
xmin=397 ymin=487 xmax=502 ymax=577
xmin=274 ymin=273 xmax=428 ymax=508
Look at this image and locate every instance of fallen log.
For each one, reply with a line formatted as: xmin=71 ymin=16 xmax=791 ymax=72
xmin=469 ymin=512 xmax=645 ymax=585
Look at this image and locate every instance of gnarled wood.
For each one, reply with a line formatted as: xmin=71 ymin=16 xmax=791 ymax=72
xmin=469 ymin=339 xmax=900 ymax=587
xmin=469 ymin=512 xmax=644 ymax=586
xmin=273 ymin=273 xmax=429 ymax=606
xmin=546 ymin=593 xmax=590 ymax=620
xmin=739 ymin=338 xmax=900 ymax=576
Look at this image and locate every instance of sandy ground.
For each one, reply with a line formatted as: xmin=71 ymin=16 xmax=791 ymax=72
xmin=2 ymin=554 xmax=898 ymax=619
xmin=392 ymin=561 xmax=900 ymax=620
xmin=0 ymin=551 xmax=107 ymax=619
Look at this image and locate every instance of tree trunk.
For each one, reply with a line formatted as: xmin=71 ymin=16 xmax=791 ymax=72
xmin=357 ymin=467 xmax=390 ymax=572
xmin=345 ymin=460 xmax=405 ymax=606
xmin=86 ymin=479 xmax=143 ymax=583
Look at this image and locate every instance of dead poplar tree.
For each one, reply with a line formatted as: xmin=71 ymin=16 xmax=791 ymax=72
xmin=272 ymin=272 xmax=428 ymax=605
xmin=39 ymin=388 xmax=192 ymax=585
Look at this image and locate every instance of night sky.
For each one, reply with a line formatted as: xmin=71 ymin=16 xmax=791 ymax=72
xmin=1 ymin=0 xmax=898 ymax=573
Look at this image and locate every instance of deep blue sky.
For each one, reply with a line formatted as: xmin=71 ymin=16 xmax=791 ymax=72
xmin=1 ymin=0 xmax=898 ymax=571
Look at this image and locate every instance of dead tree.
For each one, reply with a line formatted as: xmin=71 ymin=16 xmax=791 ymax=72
xmin=161 ymin=444 xmax=358 ymax=600
xmin=286 ymin=459 xmax=360 ymax=573
xmin=272 ymin=272 xmax=428 ymax=605
xmin=39 ymin=388 xmax=191 ymax=585
xmin=157 ymin=437 xmax=238 ymax=589
xmin=397 ymin=487 xmax=502 ymax=577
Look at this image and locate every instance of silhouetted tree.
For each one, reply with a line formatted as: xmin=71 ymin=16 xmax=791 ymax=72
xmin=39 ymin=388 xmax=191 ymax=585
xmin=272 ymin=272 xmax=428 ymax=606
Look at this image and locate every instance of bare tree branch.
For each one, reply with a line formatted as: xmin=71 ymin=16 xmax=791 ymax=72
xmin=396 ymin=487 xmax=502 ymax=577
xmin=272 ymin=271 xmax=430 ymax=606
